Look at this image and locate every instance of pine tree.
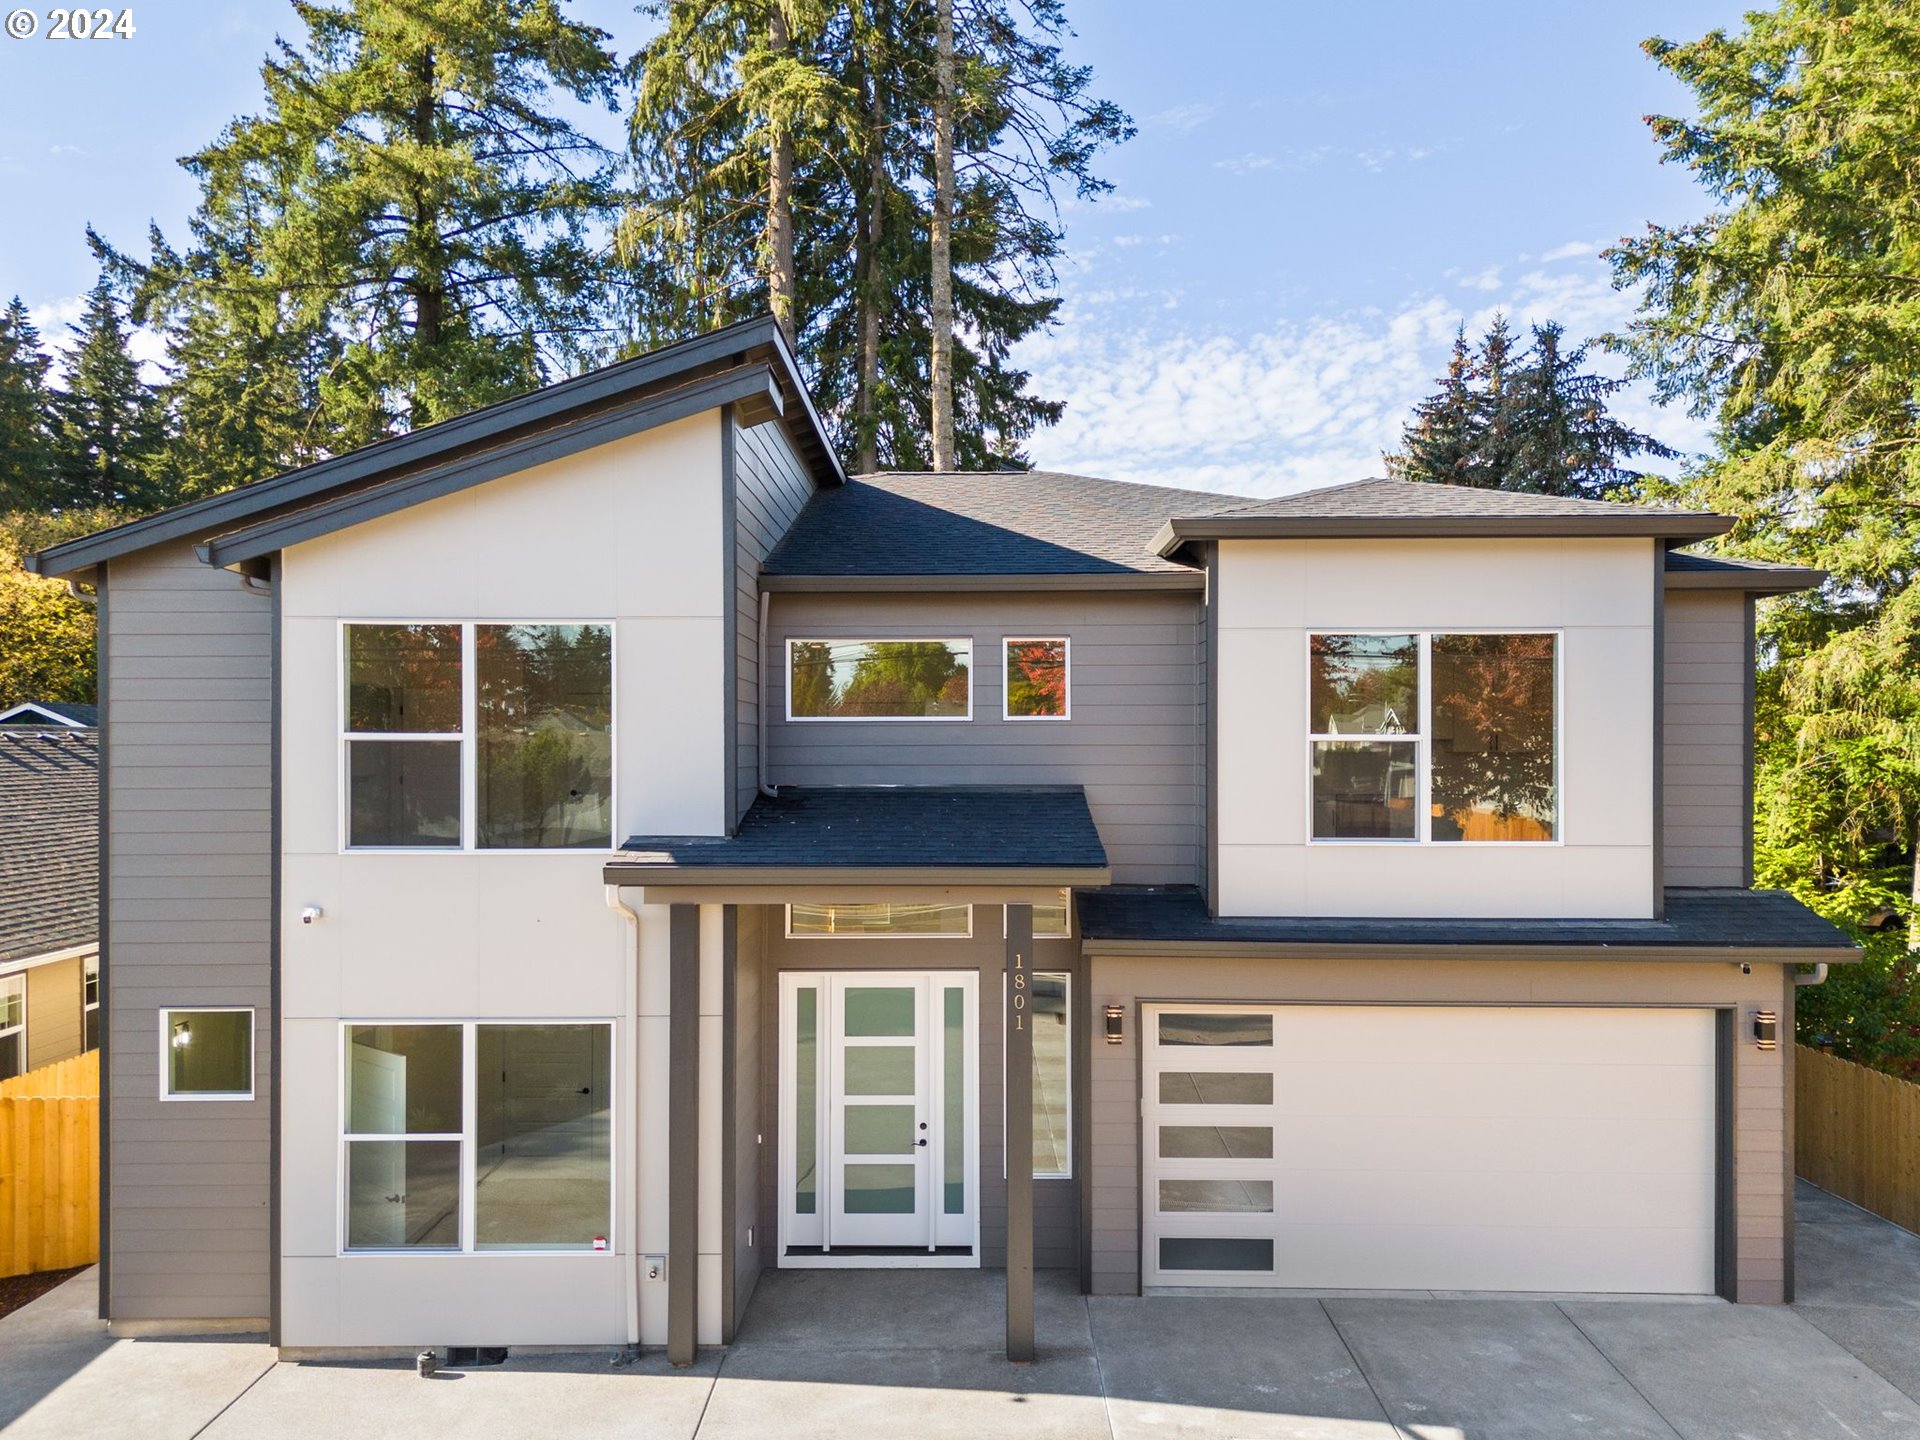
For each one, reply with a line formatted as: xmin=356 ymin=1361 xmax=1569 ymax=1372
xmin=0 ymin=297 xmax=56 ymax=510
xmin=1385 ymin=326 xmax=1476 ymax=485
xmin=47 ymin=278 xmax=168 ymax=512
xmin=623 ymin=0 xmax=1130 ymax=471
xmin=1503 ymin=321 xmax=1673 ymax=499
xmin=1468 ymin=314 xmax=1520 ymax=488
xmin=124 ymin=0 xmax=625 ymax=446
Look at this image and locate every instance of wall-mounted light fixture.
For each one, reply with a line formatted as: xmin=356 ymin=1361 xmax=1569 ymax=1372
xmin=1103 ymin=1004 xmax=1124 ymax=1045
xmin=1752 ymin=1009 xmax=1778 ymax=1051
xmin=170 ymin=1018 xmax=193 ymax=1050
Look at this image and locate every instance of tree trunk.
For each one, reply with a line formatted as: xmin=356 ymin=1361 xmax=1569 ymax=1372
xmin=929 ymin=0 xmax=955 ymax=472
xmin=855 ymin=49 xmax=885 ymax=474
xmin=766 ymin=7 xmax=797 ymax=345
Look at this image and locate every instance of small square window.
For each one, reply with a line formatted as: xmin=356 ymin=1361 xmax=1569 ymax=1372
xmin=161 ymin=1009 xmax=254 ymax=1100
xmin=1003 ymin=638 xmax=1069 ymax=720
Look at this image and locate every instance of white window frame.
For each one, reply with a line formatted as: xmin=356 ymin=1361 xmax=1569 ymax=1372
xmin=1004 ymin=893 xmax=1072 ymax=939
xmin=1001 ymin=636 xmax=1071 ymax=721
xmin=784 ymin=637 xmax=974 ymax=722
xmin=82 ymin=954 xmax=99 ymax=1053
xmin=0 ymin=974 xmax=24 ymax=1082
xmin=1305 ymin=629 xmax=1563 ymax=846
xmin=1003 ymin=970 xmax=1072 ymax=1179
xmin=338 ymin=620 xmax=618 ymax=854
xmin=337 ymin=1018 xmax=618 ymax=1258
xmin=158 ymin=1006 xmax=255 ymax=1102
xmin=784 ymin=902 xmax=974 ymax=939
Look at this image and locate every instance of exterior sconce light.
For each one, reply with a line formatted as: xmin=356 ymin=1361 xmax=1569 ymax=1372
xmin=171 ymin=1019 xmax=193 ymax=1049
xmin=1752 ymin=1010 xmax=1778 ymax=1051
xmin=1103 ymin=1004 xmax=1124 ymax=1045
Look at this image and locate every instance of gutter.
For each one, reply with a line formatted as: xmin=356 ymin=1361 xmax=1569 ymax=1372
xmin=1795 ymin=963 xmax=1830 ymax=987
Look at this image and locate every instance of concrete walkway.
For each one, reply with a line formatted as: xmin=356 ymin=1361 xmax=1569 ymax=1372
xmin=4 ymin=1182 xmax=1919 ymax=1440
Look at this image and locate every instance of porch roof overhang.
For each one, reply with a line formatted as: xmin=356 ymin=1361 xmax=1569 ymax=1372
xmin=602 ymin=785 xmax=1112 ymax=896
xmin=1076 ymin=887 xmax=1862 ymax=966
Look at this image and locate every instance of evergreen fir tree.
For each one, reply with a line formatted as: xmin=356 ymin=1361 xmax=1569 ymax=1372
xmin=1503 ymin=321 xmax=1673 ymax=499
xmin=47 ymin=277 xmax=168 ymax=512
xmin=119 ymin=0 xmax=625 ymax=446
xmin=0 ymin=297 xmax=56 ymax=510
xmin=1468 ymin=314 xmax=1520 ymax=488
xmin=1385 ymin=325 xmax=1476 ymax=484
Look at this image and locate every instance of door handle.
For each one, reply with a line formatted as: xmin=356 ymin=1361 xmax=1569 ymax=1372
xmin=915 ymin=1138 xmax=928 ymax=1147
xmin=576 ymin=1087 xmax=591 ymax=1096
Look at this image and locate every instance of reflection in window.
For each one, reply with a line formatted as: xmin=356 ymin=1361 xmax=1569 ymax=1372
xmin=163 ymin=1009 xmax=253 ymax=1098
xmin=1031 ymin=973 xmax=1071 ymax=1177
xmin=1158 ymin=1011 xmax=1273 ymax=1047
xmin=1004 ymin=638 xmax=1069 ymax=719
xmin=787 ymin=902 xmax=971 ymax=937
xmin=1310 ymin=634 xmax=1418 ymax=839
xmin=345 ymin=622 xmax=463 ymax=848
xmin=1430 ymin=634 xmax=1557 ymax=842
xmin=475 ymin=1025 xmax=612 ymax=1250
xmin=789 ymin=639 xmax=971 ymax=719
xmin=0 ymin=977 xmax=21 ymax=1082
xmin=345 ymin=1025 xmax=462 ymax=1250
xmin=82 ymin=955 xmax=99 ymax=1052
xmin=1310 ymin=634 xmax=1416 ymax=734
xmin=1312 ymin=740 xmax=1418 ymax=839
xmin=476 ymin=624 xmax=613 ymax=849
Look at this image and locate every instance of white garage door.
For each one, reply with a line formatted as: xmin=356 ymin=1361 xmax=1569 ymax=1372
xmin=1142 ymin=1004 xmax=1718 ymax=1294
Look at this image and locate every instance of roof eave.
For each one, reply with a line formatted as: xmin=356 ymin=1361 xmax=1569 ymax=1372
xmin=1664 ymin=566 xmax=1827 ymax=595
xmin=29 ymin=314 xmax=841 ymax=580
xmin=1079 ymin=937 xmax=1861 ymax=964
xmin=601 ymin=863 xmax=1113 ymax=888
xmin=1154 ymin=512 xmax=1734 ymax=559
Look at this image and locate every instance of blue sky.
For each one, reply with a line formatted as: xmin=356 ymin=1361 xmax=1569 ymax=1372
xmin=0 ymin=1 xmax=1748 ymax=495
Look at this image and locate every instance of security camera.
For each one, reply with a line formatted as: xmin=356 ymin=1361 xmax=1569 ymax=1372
xmin=300 ymin=906 xmax=324 ymax=926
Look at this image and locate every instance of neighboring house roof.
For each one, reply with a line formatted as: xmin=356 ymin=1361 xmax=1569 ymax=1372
xmin=27 ymin=315 xmax=842 ymax=581
xmin=1154 ymin=478 xmax=1732 ymax=557
xmin=0 ymin=729 xmax=98 ymax=964
xmin=1076 ymin=886 xmax=1860 ymax=964
xmin=761 ymin=471 xmax=1252 ymax=589
xmin=0 ymin=701 xmax=96 ymax=728
xmin=1663 ymin=551 xmax=1827 ymax=594
xmin=605 ymin=785 xmax=1111 ymax=887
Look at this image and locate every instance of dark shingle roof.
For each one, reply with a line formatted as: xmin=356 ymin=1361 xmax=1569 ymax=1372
xmin=0 ymin=701 xmax=96 ymax=728
xmin=1155 ymin=478 xmax=1731 ymax=555
xmin=1076 ymin=886 xmax=1859 ymax=958
xmin=1664 ymin=551 xmax=1825 ymax=593
xmin=0 ymin=730 xmax=98 ymax=963
xmin=762 ymin=471 xmax=1250 ymax=581
xmin=607 ymin=785 xmax=1109 ymax=881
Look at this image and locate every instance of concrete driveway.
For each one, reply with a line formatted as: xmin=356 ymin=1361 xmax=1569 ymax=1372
xmin=4 ymin=1182 xmax=1918 ymax=1440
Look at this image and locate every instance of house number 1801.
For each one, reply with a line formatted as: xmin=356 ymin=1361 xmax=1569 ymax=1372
xmin=1011 ymin=952 xmax=1026 ymax=1030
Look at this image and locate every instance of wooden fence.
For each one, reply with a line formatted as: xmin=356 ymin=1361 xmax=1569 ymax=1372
xmin=1796 ymin=1044 xmax=1920 ymax=1235
xmin=0 ymin=1049 xmax=100 ymax=1277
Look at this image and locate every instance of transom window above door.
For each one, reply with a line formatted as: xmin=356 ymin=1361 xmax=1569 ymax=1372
xmin=1309 ymin=632 xmax=1558 ymax=843
xmin=342 ymin=622 xmax=613 ymax=851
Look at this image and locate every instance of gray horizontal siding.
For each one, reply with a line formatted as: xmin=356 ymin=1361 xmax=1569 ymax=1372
xmin=105 ymin=542 xmax=273 ymax=1323
xmin=1663 ymin=590 xmax=1751 ymax=888
xmin=733 ymin=419 xmax=817 ymax=824
xmin=766 ymin=592 xmax=1207 ymax=885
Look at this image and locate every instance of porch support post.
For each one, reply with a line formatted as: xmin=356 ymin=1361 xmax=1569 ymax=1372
xmin=668 ymin=903 xmax=700 ymax=1366
xmin=1005 ymin=902 xmax=1035 ymax=1362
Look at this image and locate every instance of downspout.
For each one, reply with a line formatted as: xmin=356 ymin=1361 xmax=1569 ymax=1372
xmin=605 ymin=885 xmax=643 ymax=1348
xmin=1794 ymin=964 xmax=1829 ymax=987
xmin=758 ymin=589 xmax=779 ymax=799
xmin=66 ymin=578 xmax=98 ymax=607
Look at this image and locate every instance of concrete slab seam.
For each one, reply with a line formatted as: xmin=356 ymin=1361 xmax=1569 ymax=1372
xmin=1316 ymin=1298 xmax=1412 ymax=1440
xmin=1553 ymin=1302 xmax=1687 ymax=1440
xmin=1082 ymin=1295 xmax=1119 ymax=1440
xmin=186 ymin=1359 xmax=279 ymax=1440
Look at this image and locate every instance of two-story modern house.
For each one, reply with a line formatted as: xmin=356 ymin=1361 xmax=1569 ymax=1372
xmin=26 ymin=315 xmax=1857 ymax=1364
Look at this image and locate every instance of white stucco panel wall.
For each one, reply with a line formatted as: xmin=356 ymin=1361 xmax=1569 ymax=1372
xmin=1215 ymin=537 xmax=1657 ymax=919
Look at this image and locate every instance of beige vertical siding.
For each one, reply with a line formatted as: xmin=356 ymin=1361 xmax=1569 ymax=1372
xmin=1085 ymin=954 xmax=1791 ymax=1302
xmin=751 ymin=905 xmax=1081 ymax=1270
xmin=732 ymin=421 xmax=816 ymax=824
xmin=104 ymin=543 xmax=273 ymax=1322
xmin=1663 ymin=590 xmax=1751 ymax=887
xmin=766 ymin=592 xmax=1208 ymax=885
xmin=23 ymin=956 xmax=85 ymax=1071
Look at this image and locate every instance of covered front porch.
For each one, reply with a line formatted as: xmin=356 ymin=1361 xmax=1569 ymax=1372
xmin=604 ymin=784 xmax=1112 ymax=1364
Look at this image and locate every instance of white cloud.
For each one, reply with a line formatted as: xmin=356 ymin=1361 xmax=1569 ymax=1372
xmin=1099 ymin=194 xmax=1152 ymax=213
xmin=1539 ymin=240 xmax=1596 ymax=263
xmin=1456 ymin=265 xmax=1503 ymax=293
xmin=1214 ymin=153 xmax=1277 ymax=175
xmin=1020 ymin=264 xmax=1710 ymax=497
xmin=1149 ymin=103 xmax=1215 ymax=135
xmin=29 ymin=294 xmax=168 ymax=385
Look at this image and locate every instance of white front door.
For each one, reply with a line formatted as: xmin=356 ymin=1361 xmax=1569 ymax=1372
xmin=780 ymin=972 xmax=978 ymax=1263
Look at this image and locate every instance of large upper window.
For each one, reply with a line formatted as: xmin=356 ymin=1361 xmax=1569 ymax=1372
xmin=343 ymin=1022 xmax=613 ymax=1253
xmin=1309 ymin=632 xmax=1557 ymax=843
xmin=1003 ymin=638 xmax=1069 ymax=720
xmin=344 ymin=622 xmax=612 ymax=850
xmin=788 ymin=639 xmax=971 ymax=720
